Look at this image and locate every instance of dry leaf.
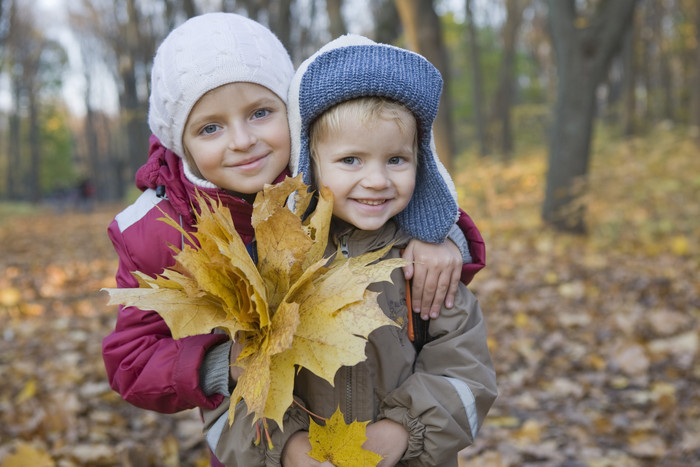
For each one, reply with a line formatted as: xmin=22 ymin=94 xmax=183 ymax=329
xmin=103 ymin=175 xmax=405 ymax=428
xmin=308 ymin=407 xmax=383 ymax=467
xmin=0 ymin=443 xmax=54 ymax=467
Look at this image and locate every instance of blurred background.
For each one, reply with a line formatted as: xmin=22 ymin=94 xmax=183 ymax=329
xmin=0 ymin=0 xmax=698 ymax=466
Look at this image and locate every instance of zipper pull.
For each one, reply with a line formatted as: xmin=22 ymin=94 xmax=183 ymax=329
xmin=340 ymin=235 xmax=349 ymax=257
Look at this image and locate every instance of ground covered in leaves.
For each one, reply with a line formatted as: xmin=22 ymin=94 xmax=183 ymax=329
xmin=1 ymin=126 xmax=698 ymax=466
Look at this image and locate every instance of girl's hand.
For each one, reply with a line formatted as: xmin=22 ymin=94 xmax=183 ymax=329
xmin=402 ymin=238 xmax=461 ymax=320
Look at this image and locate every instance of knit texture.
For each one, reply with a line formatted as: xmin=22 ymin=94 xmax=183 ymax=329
xmin=148 ymin=12 xmax=294 ymax=159
xmin=288 ymin=35 xmax=459 ymax=243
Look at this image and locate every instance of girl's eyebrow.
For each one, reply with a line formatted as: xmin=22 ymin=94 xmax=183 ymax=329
xmin=248 ymin=96 xmax=284 ymax=109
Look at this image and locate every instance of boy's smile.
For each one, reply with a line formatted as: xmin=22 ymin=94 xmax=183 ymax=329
xmin=182 ymin=82 xmax=290 ymax=194
xmin=314 ymin=108 xmax=417 ymax=232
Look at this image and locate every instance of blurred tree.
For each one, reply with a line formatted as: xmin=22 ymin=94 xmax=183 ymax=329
xmin=620 ymin=7 xmax=638 ymax=136
xmin=693 ymin=1 xmax=700 ymax=135
xmin=3 ymin=2 xmax=67 ymax=203
xmin=326 ymin=0 xmax=347 ymax=38
xmin=542 ymin=0 xmax=637 ymax=233
xmin=372 ymin=0 xmax=401 ymax=44
xmin=395 ymin=0 xmax=456 ymax=170
xmin=490 ymin=0 xmax=529 ymax=160
xmin=465 ymin=0 xmax=488 ymax=158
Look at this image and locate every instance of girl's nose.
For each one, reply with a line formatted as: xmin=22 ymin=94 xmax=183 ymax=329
xmin=228 ymin=123 xmax=257 ymax=150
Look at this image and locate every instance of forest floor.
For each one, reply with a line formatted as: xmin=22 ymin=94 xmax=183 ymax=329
xmin=0 ymin=125 xmax=698 ymax=466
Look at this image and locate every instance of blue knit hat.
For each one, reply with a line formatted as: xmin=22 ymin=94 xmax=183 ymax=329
xmin=288 ymin=35 xmax=459 ymax=243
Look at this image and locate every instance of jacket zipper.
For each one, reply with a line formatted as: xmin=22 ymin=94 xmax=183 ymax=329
xmin=345 ymin=366 xmax=352 ymax=423
xmin=339 ymin=233 xmax=352 ymax=422
xmin=339 ymin=234 xmax=349 ymax=258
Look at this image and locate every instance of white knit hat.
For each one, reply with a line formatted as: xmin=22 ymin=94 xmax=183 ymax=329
xmin=148 ymin=12 xmax=294 ymax=159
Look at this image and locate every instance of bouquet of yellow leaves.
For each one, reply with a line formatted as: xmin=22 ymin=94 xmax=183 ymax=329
xmin=103 ymin=175 xmax=405 ymax=433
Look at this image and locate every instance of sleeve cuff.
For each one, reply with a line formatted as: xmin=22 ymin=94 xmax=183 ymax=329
xmin=200 ymin=341 xmax=232 ymax=397
xmin=380 ymin=406 xmax=425 ymax=461
xmin=447 ymin=223 xmax=472 ymax=264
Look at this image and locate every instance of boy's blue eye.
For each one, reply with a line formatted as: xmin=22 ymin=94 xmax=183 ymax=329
xmin=253 ymin=109 xmax=270 ymax=119
xmin=341 ymin=156 xmax=357 ymax=165
xmin=388 ymin=156 xmax=402 ymax=165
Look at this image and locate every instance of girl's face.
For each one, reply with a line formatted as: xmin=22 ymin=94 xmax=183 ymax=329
xmin=314 ymin=109 xmax=417 ymax=232
xmin=182 ymin=82 xmax=290 ymax=194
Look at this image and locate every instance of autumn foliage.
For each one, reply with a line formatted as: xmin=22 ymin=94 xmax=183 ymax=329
xmin=103 ymin=175 xmax=403 ymax=431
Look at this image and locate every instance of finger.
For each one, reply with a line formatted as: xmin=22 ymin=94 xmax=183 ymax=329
xmin=419 ymin=271 xmax=437 ymax=320
xmin=428 ymin=271 xmax=449 ymax=318
xmin=443 ymin=268 xmax=460 ymax=310
xmin=402 ymin=262 xmax=414 ymax=280
xmin=401 ymin=246 xmax=415 ymax=280
xmin=410 ymin=264 xmax=427 ymax=316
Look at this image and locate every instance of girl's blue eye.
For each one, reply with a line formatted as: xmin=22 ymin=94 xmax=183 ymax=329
xmin=201 ymin=124 xmax=218 ymax=135
xmin=253 ymin=109 xmax=270 ymax=119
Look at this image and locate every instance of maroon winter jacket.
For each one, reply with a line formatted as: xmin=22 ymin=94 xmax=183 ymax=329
xmin=102 ymin=135 xmax=485 ymax=415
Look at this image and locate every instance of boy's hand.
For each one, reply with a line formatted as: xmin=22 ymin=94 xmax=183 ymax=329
xmin=363 ymin=419 xmax=409 ymax=466
xmin=402 ymin=238 xmax=461 ymax=320
xmin=281 ymin=431 xmax=334 ymax=466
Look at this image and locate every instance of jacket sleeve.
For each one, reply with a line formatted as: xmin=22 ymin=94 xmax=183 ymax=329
xmin=458 ymin=209 xmax=486 ymax=286
xmin=203 ymin=397 xmax=311 ymax=466
xmin=378 ymin=287 xmax=497 ymax=466
xmin=102 ymin=217 xmax=229 ymax=413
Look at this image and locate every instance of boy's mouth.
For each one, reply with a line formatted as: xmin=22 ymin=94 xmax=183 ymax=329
xmin=355 ymin=199 xmax=388 ymax=206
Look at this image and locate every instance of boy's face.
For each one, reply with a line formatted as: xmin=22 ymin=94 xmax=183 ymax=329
xmin=183 ymin=82 xmax=290 ymax=194
xmin=314 ymin=109 xmax=417 ymax=232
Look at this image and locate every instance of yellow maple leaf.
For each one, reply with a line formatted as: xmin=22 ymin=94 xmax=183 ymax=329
xmin=103 ymin=175 xmax=405 ymax=429
xmin=308 ymin=407 xmax=383 ymax=467
xmin=0 ymin=442 xmax=55 ymax=467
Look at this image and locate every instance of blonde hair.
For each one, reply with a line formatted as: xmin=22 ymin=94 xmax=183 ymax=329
xmin=309 ymin=97 xmax=418 ymax=186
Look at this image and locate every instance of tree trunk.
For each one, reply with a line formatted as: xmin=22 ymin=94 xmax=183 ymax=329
xmin=121 ymin=0 xmax=148 ymax=179
xmin=395 ymin=0 xmax=455 ymax=170
xmin=373 ymin=0 xmax=401 ymax=45
xmin=182 ymin=0 xmax=197 ymax=18
xmin=621 ymin=12 xmax=637 ymax=137
xmin=270 ymin=0 xmax=293 ymax=56
xmin=326 ymin=0 xmax=347 ymax=39
xmin=465 ymin=0 xmax=488 ymax=157
xmin=652 ymin=1 xmax=673 ymax=122
xmin=691 ymin=2 xmax=700 ymax=135
xmin=543 ymin=0 xmax=637 ymax=233
xmin=27 ymin=86 xmax=41 ymax=203
xmin=7 ymin=79 xmax=21 ymax=200
xmin=490 ymin=0 xmax=527 ymax=160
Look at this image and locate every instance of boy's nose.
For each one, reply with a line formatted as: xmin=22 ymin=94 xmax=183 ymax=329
xmin=228 ymin=124 xmax=257 ymax=150
xmin=361 ymin=167 xmax=390 ymax=189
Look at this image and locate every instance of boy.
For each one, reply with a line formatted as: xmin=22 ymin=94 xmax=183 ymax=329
xmin=204 ymin=35 xmax=496 ymax=467
xmin=103 ymin=13 xmax=482 ymax=467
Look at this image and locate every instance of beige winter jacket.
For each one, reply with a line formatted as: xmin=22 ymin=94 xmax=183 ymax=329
xmin=203 ymin=220 xmax=497 ymax=466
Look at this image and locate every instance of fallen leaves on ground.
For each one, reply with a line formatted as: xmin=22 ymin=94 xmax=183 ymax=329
xmin=0 ymin=126 xmax=698 ymax=466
